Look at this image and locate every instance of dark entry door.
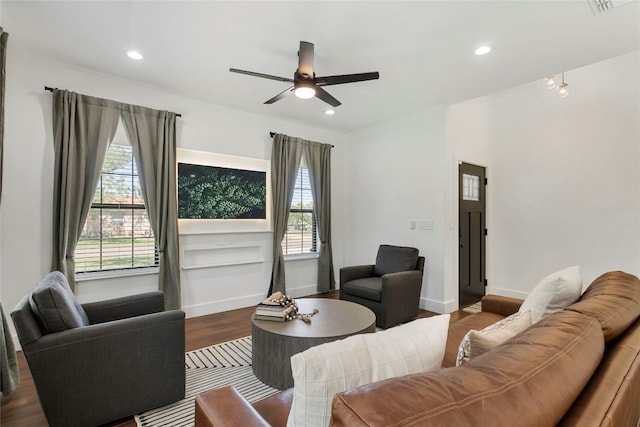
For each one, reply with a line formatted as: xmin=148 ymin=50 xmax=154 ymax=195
xmin=459 ymin=162 xmax=486 ymax=307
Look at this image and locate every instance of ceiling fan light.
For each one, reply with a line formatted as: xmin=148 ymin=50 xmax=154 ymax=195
xmin=294 ymin=86 xmax=316 ymax=99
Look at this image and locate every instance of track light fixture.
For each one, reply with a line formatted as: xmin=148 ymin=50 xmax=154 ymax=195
xmin=544 ymin=72 xmax=569 ymax=98
xmin=557 ymin=72 xmax=569 ymax=98
xmin=545 ymin=74 xmax=557 ymax=89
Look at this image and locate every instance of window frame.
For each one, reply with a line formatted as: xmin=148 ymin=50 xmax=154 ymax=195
xmin=281 ymin=162 xmax=319 ymax=258
xmin=74 ymin=138 xmax=159 ymax=277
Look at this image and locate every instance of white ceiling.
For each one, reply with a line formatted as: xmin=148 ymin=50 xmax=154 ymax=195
xmin=2 ymin=1 xmax=639 ymax=133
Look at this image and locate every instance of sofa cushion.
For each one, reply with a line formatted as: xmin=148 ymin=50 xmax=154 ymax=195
xmin=456 ymin=310 xmax=532 ymax=366
xmin=557 ymin=319 xmax=640 ymax=427
xmin=443 ymin=311 xmax=505 ymax=368
xmin=330 ymin=311 xmax=605 ymax=427
xmin=286 ymin=314 xmax=450 ymax=427
xmin=519 ymin=265 xmax=582 ymax=323
xmin=373 ymin=245 xmax=419 ymax=277
xmin=567 ymin=271 xmax=640 ymax=344
xmin=340 ymin=277 xmax=382 ymax=302
xmin=29 ymin=271 xmax=89 ymax=334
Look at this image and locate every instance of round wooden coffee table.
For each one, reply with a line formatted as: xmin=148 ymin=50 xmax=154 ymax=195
xmin=251 ymin=298 xmax=375 ymax=390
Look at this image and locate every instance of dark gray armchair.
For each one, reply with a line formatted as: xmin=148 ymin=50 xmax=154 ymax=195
xmin=340 ymin=245 xmax=425 ymax=328
xmin=11 ymin=271 xmax=185 ymax=427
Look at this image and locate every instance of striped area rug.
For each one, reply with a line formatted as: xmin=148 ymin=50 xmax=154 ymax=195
xmin=135 ymin=336 xmax=279 ymax=427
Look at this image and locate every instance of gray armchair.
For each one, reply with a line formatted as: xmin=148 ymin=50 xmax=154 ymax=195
xmin=340 ymin=245 xmax=425 ymax=328
xmin=11 ymin=271 xmax=185 ymax=427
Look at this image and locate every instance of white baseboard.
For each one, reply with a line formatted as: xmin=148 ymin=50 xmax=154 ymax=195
xmin=286 ymin=284 xmax=320 ymax=299
xmin=183 ymin=293 xmax=265 ymax=318
xmin=11 ymin=334 xmax=21 ymax=352
xmin=419 ymin=288 xmax=526 ymax=314
xmin=419 ymin=297 xmax=456 ymax=314
xmin=486 ymin=286 xmax=528 ymax=300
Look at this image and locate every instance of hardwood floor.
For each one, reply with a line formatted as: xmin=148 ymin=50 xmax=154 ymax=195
xmin=0 ymin=291 xmax=471 ymax=427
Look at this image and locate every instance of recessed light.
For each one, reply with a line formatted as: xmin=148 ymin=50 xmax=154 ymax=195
xmin=325 ymin=109 xmax=335 ymax=115
xmin=127 ymin=50 xmax=144 ymax=60
xmin=474 ymin=46 xmax=491 ymax=56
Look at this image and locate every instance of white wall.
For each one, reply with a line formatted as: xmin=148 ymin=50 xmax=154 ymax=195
xmin=341 ymin=51 xmax=639 ymax=314
xmin=0 ymin=49 xmax=347 ymax=325
xmin=446 ymin=51 xmax=640 ymax=299
xmin=344 ymin=107 xmax=449 ymax=313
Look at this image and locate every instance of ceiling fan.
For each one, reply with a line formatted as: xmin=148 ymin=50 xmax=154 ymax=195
xmin=229 ymin=41 xmax=379 ymax=107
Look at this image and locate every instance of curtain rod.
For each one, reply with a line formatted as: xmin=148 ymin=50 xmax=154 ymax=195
xmin=269 ymin=131 xmax=334 ymax=147
xmin=44 ymin=86 xmax=182 ymax=117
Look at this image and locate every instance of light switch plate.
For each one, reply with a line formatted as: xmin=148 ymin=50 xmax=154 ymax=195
xmin=418 ymin=220 xmax=433 ymax=230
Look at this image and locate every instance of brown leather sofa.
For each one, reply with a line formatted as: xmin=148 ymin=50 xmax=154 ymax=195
xmin=195 ymin=271 xmax=640 ymax=427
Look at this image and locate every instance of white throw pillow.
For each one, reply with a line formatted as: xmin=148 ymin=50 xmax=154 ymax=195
xmin=518 ymin=265 xmax=582 ymax=323
xmin=286 ymin=314 xmax=450 ymax=427
xmin=456 ymin=310 xmax=532 ymax=366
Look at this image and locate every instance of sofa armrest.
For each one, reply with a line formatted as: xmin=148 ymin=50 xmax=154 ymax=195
xmin=481 ymin=294 xmax=523 ymax=317
xmin=339 ymin=265 xmax=375 ymax=286
xmin=82 ymin=291 xmax=165 ymax=324
xmin=28 ymin=309 xmax=183 ymax=351
xmin=195 ymin=386 xmax=270 ymax=427
xmin=381 ymin=270 xmax=423 ymax=298
xmin=380 ymin=270 xmax=424 ymax=326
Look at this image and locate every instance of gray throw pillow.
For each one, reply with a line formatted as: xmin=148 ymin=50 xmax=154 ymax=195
xmin=373 ymin=245 xmax=419 ymax=276
xmin=29 ymin=271 xmax=89 ymax=334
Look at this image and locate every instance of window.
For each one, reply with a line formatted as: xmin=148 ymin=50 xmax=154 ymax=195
xmin=282 ymin=163 xmax=318 ymax=256
xmin=74 ymin=139 xmax=158 ymax=274
xmin=462 ymin=173 xmax=480 ymax=201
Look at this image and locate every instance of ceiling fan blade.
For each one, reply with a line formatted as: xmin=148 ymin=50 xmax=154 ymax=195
xmin=229 ymin=68 xmax=293 ymax=83
xmin=297 ymin=41 xmax=314 ymax=78
xmin=264 ymin=87 xmax=294 ymax=104
xmin=315 ymin=87 xmax=341 ymax=107
xmin=315 ymin=72 xmax=380 ymax=86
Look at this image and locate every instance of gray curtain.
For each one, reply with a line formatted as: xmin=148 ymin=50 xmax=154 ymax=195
xmin=0 ymin=28 xmax=17 ymax=402
xmin=51 ymin=90 xmax=120 ymax=289
xmin=303 ymin=141 xmax=335 ymax=292
xmin=121 ymin=105 xmax=181 ymax=310
xmin=0 ymin=28 xmax=6 ymax=206
xmin=269 ymin=134 xmax=302 ymax=294
xmin=1 ymin=303 xmax=19 ymax=400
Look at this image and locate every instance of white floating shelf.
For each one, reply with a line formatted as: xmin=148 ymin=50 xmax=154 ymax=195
xmin=181 ymin=243 xmax=265 ymax=270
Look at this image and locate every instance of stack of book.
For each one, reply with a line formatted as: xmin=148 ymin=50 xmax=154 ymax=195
xmin=254 ymin=292 xmax=298 ymax=322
